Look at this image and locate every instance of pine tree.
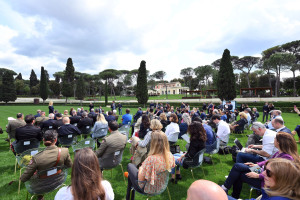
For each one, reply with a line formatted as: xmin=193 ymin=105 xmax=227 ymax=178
xmin=15 ymin=73 xmax=22 ymax=80
xmin=30 ymin=69 xmax=39 ymax=95
xmin=76 ymin=75 xmax=85 ymax=106
xmin=62 ymin=58 xmax=75 ymax=103
xmin=40 ymin=66 xmax=48 ymax=104
xmin=217 ymin=49 xmax=236 ymax=101
xmin=0 ymin=71 xmax=16 ymax=103
xmin=136 ymin=60 xmax=148 ymax=106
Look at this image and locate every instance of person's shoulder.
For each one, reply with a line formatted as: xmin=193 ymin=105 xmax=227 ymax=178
xmin=55 ymin=186 xmax=72 ymax=200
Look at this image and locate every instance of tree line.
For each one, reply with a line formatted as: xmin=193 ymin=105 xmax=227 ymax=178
xmin=0 ymin=40 xmax=299 ymax=103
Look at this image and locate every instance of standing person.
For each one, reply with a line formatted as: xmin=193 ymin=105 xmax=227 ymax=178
xmin=111 ymin=101 xmax=116 ymax=111
xmin=126 ymin=131 xmax=175 ymax=200
xmin=202 ymin=103 xmax=207 ymax=112
xmin=171 ymin=122 xmax=206 ymax=183
xmin=55 ymin=148 xmax=114 ymax=200
xmin=268 ymin=103 xmax=275 ymax=119
xmin=262 ymin=102 xmax=269 ymax=122
xmin=48 ymin=101 xmax=54 ymax=114
xmin=89 ymin=102 xmax=94 ymax=112
xmin=118 ymin=102 xmax=123 ymax=115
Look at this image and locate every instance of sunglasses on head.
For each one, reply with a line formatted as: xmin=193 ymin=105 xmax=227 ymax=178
xmin=265 ymin=168 xmax=272 ymax=177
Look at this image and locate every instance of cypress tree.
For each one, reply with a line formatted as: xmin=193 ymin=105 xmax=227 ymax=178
xmin=40 ymin=66 xmax=48 ymax=104
xmin=1 ymin=71 xmax=16 ymax=103
xmin=30 ymin=69 xmax=39 ymax=94
xmin=217 ymin=49 xmax=236 ymax=101
xmin=62 ymin=58 xmax=75 ymax=103
xmin=136 ymin=60 xmax=148 ymax=106
xmin=105 ymin=80 xmax=108 ymax=106
xmin=76 ymin=75 xmax=85 ymax=106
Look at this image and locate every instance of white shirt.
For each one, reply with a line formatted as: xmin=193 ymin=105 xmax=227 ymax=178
xmin=246 ymin=113 xmax=251 ymax=125
xmin=54 ymin=180 xmax=114 ymax=200
xmin=165 ymin=122 xmax=180 ymax=142
xmin=267 ymin=115 xmax=283 ymax=130
xmin=261 ymin=129 xmax=278 ymax=160
xmin=216 ymin=120 xmax=230 ymax=143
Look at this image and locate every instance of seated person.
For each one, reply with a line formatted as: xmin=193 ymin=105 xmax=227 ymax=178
xmin=77 ymin=112 xmax=93 ymax=134
xmin=292 ymin=125 xmax=300 ymax=143
xmin=187 ymin=180 xmax=227 ymax=200
xmin=171 ymin=122 xmax=206 ymax=183
xmin=69 ymin=110 xmax=81 ymax=125
xmin=55 ymin=148 xmax=114 ymax=200
xmin=165 ymin=114 xmax=180 ymax=144
xmin=236 ymin=122 xmax=278 ymax=164
xmin=271 ymin=118 xmax=291 ymax=134
xmin=122 ymin=109 xmax=132 ymax=125
xmin=178 ymin=113 xmax=191 ymax=139
xmin=6 ymin=113 xmax=26 ymax=140
xmin=211 ymin=115 xmax=230 ymax=146
xmin=252 ymin=107 xmax=259 ymax=122
xmin=159 ymin=113 xmax=169 ymax=133
xmin=220 ymin=111 xmax=227 ymax=121
xmin=34 ymin=111 xmax=49 ymax=126
xmin=130 ymin=119 xmax=163 ymax=166
xmin=199 ymin=110 xmax=206 ymax=120
xmin=95 ymin=121 xmax=127 ymax=169
xmin=53 ymin=113 xmax=64 ymax=130
xmin=228 ymin=158 xmax=300 ymax=200
xmin=40 ymin=113 xmax=56 ymax=130
xmin=13 ymin=114 xmax=43 ymax=153
xmin=221 ymin=131 xmax=299 ymax=199
xmin=20 ymin=130 xmax=72 ymax=198
xmin=105 ymin=111 xmax=116 ymax=123
xmin=133 ymin=107 xmax=143 ymax=122
xmin=91 ymin=114 xmax=108 ymax=138
xmin=126 ymin=130 xmax=175 ymax=200
xmin=138 ymin=115 xmax=151 ymax=139
xmin=57 ymin=117 xmax=81 ymax=137
xmin=229 ymin=112 xmax=248 ymax=133
xmin=190 ymin=110 xmax=200 ymax=122
xmin=112 ymin=109 xmax=119 ymax=121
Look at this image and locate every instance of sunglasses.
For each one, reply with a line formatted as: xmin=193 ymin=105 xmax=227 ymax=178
xmin=265 ymin=168 xmax=272 ymax=177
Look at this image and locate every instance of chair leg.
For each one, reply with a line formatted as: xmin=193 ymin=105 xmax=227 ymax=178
xmin=129 ymin=188 xmax=133 ymax=200
xmin=18 ymin=167 xmax=23 ymax=194
xmin=30 ymin=194 xmax=36 ymax=200
xmin=110 ymin=169 xmax=113 ymax=178
xmin=216 ymin=153 xmax=224 ymax=171
xmin=119 ymin=164 xmax=126 ymax=185
xmin=15 ymin=158 xmax=17 ymax=174
xmin=191 ymin=169 xmax=195 ymax=179
xmin=249 ymin=187 xmax=253 ymax=199
xmin=167 ymin=186 xmax=172 ymax=200
xmin=201 ymin=166 xmax=206 ymax=178
xmin=210 ymin=155 xmax=217 ymax=174
xmin=26 ymin=191 xmax=29 ymax=200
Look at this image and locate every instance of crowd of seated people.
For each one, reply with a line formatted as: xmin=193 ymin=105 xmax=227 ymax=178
xmin=4 ymin=101 xmax=300 ymax=200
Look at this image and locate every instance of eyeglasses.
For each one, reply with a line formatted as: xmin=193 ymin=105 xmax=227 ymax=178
xmin=265 ymin=168 xmax=272 ymax=177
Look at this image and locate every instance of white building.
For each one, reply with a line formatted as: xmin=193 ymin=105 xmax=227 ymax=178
xmin=148 ymin=82 xmax=189 ymax=95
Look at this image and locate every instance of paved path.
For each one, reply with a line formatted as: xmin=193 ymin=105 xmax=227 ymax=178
xmin=4 ymin=96 xmax=300 ymax=104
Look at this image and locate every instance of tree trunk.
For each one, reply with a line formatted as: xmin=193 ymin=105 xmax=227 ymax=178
xmin=293 ymin=70 xmax=296 ymax=97
xmin=65 ymin=97 xmax=68 ymax=104
xmin=80 ymin=99 xmax=82 ymax=106
xmin=246 ymin=73 xmax=252 ymax=96
xmin=278 ymin=66 xmax=281 ymax=97
xmin=99 ymin=86 xmax=102 ymax=101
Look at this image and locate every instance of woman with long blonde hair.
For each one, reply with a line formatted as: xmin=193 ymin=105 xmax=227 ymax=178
xmin=55 ymin=148 xmax=114 ymax=200
xmin=91 ymin=114 xmax=108 ymax=145
xmin=126 ymin=130 xmax=175 ymax=200
xmin=48 ymin=101 xmax=54 ymax=114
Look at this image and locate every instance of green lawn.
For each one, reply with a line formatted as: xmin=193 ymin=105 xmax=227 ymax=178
xmin=0 ymin=105 xmax=299 ymax=200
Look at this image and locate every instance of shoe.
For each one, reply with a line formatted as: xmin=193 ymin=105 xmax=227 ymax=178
xmin=176 ymin=174 xmax=182 ymax=180
xmin=170 ymin=178 xmax=177 ymax=184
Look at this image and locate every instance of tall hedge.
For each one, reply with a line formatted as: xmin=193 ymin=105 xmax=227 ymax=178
xmin=40 ymin=66 xmax=48 ymax=103
xmin=136 ymin=60 xmax=148 ymax=106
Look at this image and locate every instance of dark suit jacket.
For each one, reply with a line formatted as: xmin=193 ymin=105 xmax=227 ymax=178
xmin=53 ymin=119 xmax=64 ymax=130
xmin=77 ymin=117 xmax=93 ymax=130
xmin=57 ymin=124 xmax=81 ymax=136
xmin=40 ymin=119 xmax=56 ymax=130
xmin=70 ymin=115 xmax=82 ymax=124
xmin=106 ymin=115 xmax=116 ymax=123
xmin=15 ymin=124 xmax=42 ymax=142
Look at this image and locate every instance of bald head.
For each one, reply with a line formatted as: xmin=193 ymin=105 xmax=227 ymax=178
xmin=62 ymin=117 xmax=70 ymax=124
xmin=187 ymin=180 xmax=227 ymax=200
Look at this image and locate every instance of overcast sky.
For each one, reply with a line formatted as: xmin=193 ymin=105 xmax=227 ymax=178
xmin=0 ymin=0 xmax=299 ymax=80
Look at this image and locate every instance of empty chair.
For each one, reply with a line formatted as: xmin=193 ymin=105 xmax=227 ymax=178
xmin=72 ymin=138 xmax=95 ymax=152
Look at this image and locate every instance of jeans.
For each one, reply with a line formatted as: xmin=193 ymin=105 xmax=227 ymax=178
xmin=262 ymin=112 xmax=268 ymax=122
xmin=171 ymin=154 xmax=184 ymax=174
xmin=224 ymin=163 xmax=261 ymax=198
xmin=236 ymin=152 xmax=264 ymax=164
xmin=126 ymin=163 xmax=145 ymax=200
xmin=119 ymin=109 xmax=122 ymax=115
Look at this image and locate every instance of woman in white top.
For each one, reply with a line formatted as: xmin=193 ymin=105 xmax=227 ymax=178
xmin=165 ymin=113 xmax=180 ymax=143
xmin=55 ymin=148 xmax=114 ymax=200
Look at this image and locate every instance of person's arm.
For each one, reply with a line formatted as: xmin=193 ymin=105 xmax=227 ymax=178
xmin=246 ymin=148 xmax=270 ymax=158
xmin=138 ymin=131 xmax=151 ymax=147
xmin=20 ymin=158 xmax=38 ymax=182
xmin=96 ymin=139 xmax=108 ymax=158
xmin=64 ymin=151 xmax=73 ymax=168
xmin=248 ymin=144 xmax=262 ymax=149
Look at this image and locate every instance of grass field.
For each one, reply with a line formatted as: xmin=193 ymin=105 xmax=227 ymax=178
xmin=0 ymin=105 xmax=299 ymax=200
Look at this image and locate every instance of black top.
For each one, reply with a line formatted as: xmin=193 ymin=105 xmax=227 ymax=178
xmin=40 ymin=119 xmax=56 ymax=130
xmin=70 ymin=115 xmax=82 ymax=124
xmin=139 ymin=123 xmax=150 ymax=139
xmin=48 ymin=106 xmax=54 ymax=114
xmin=161 ymin=120 xmax=169 ymax=132
xmin=15 ymin=124 xmax=42 ymax=142
xmin=77 ymin=117 xmax=93 ymax=129
xmin=185 ymin=138 xmax=205 ymax=158
xmin=235 ymin=118 xmax=248 ymax=132
xmin=57 ymin=124 xmax=81 ymax=136
xmin=53 ymin=119 xmax=64 ymax=130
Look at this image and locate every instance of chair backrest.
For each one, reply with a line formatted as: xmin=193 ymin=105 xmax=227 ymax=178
xmin=185 ymin=148 xmax=206 ymax=168
xmin=119 ymin=125 xmax=130 ymax=139
xmin=25 ymin=166 xmax=68 ymax=195
xmin=72 ymin=138 xmax=95 ymax=152
xmin=16 ymin=147 xmax=45 ymax=167
xmin=58 ymin=134 xmax=77 ymax=146
xmin=205 ymin=138 xmax=218 ymax=154
xmin=92 ymin=127 xmax=108 ymax=139
xmin=100 ymin=148 xmax=124 ymax=169
xmin=80 ymin=125 xmax=92 ymax=135
xmin=15 ymin=138 xmax=40 ymax=154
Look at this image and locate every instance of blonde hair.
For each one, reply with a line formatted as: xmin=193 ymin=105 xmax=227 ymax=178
xmin=182 ymin=113 xmax=191 ymax=125
xmin=97 ymin=114 xmax=107 ymax=124
xmin=239 ymin=112 xmax=247 ymax=119
xmin=49 ymin=101 xmax=53 ymax=106
xmin=264 ymin=158 xmax=300 ymax=199
xmin=148 ymin=130 xmax=172 ymax=171
xmin=150 ymin=119 xmax=163 ymax=131
xmin=159 ymin=113 xmax=167 ymax=121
